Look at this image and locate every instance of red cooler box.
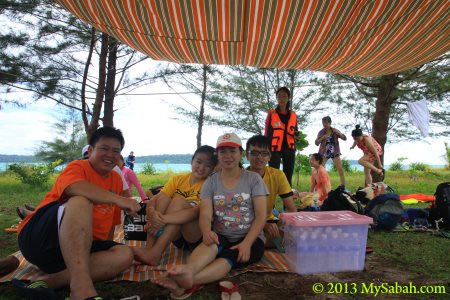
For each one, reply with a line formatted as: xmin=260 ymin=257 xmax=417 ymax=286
xmin=280 ymin=211 xmax=372 ymax=275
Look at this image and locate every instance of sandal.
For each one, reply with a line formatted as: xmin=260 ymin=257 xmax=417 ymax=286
xmin=219 ymin=281 xmax=241 ymax=300
xmin=378 ymin=169 xmax=385 ymax=181
xmin=11 ymin=279 xmax=57 ymax=300
xmin=170 ymin=284 xmax=203 ymax=300
xmin=4 ymin=224 xmax=19 ymax=233
xmin=16 ymin=207 xmax=26 ymax=220
xmin=25 ymin=203 xmax=36 ymax=211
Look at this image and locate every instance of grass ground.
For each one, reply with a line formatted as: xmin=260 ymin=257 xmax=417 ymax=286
xmin=0 ymin=168 xmax=449 ymax=299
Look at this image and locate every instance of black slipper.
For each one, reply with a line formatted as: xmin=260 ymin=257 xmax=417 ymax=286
xmin=16 ymin=207 xmax=26 ymax=220
xmin=11 ymin=279 xmax=57 ymax=300
xmin=25 ymin=203 xmax=36 ymax=211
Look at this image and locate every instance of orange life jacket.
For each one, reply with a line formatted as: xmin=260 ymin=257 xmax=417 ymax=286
xmin=269 ymin=109 xmax=297 ymax=152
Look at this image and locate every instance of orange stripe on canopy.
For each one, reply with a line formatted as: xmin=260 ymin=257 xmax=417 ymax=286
xmin=54 ymin=0 xmax=450 ymax=76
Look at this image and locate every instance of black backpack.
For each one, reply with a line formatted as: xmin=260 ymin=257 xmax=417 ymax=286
xmin=428 ymin=182 xmax=450 ymax=230
xmin=365 ymin=193 xmax=403 ymax=231
xmin=321 ymin=185 xmax=364 ymax=214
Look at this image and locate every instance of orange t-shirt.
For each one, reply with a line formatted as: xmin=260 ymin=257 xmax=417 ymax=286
xmin=311 ymin=165 xmax=331 ymax=201
xmin=17 ymin=160 xmax=123 ymax=240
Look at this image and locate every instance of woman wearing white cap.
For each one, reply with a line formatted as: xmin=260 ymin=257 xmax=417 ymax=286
xmin=152 ymin=133 xmax=268 ymax=299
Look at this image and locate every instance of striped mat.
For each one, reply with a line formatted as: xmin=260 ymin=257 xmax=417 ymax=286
xmin=0 ymin=227 xmax=293 ymax=283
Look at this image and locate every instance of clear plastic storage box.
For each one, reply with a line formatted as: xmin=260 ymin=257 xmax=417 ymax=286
xmin=280 ymin=211 xmax=373 ymax=275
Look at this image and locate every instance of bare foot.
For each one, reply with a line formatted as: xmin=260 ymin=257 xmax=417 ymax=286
xmin=133 ymin=247 xmax=162 ymax=266
xmin=167 ymin=265 xmax=195 ymax=289
xmin=151 ymin=275 xmax=184 ymax=297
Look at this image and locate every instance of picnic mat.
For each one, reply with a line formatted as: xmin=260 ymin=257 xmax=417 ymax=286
xmin=0 ymin=226 xmax=293 ymax=283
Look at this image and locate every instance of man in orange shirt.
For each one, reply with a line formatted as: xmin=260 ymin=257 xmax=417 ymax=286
xmin=13 ymin=127 xmax=140 ymax=300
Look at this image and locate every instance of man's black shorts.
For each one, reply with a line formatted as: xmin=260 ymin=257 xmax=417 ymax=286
xmin=18 ymin=201 xmax=121 ymax=274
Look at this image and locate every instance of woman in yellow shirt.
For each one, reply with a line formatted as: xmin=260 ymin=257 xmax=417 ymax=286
xmin=134 ymin=145 xmax=217 ymax=266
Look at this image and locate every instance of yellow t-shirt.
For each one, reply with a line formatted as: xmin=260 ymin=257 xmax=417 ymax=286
xmin=260 ymin=166 xmax=293 ymax=220
xmin=161 ymin=173 xmax=205 ymax=205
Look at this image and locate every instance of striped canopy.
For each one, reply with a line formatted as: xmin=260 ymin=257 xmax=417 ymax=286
xmin=55 ymin=0 xmax=449 ymax=77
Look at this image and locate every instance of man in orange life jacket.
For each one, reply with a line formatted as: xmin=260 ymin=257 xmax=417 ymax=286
xmin=264 ymin=87 xmax=299 ymax=186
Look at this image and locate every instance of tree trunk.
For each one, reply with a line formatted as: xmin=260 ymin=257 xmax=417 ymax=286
xmin=371 ymin=73 xmax=397 ymax=181
xmin=87 ymin=33 xmax=109 ymax=140
xmin=81 ymin=27 xmax=96 ymax=137
xmin=103 ymin=37 xmax=118 ymax=127
xmin=196 ymin=65 xmax=207 ymax=148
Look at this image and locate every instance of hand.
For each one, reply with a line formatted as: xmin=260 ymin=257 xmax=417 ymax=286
xmin=230 ymin=240 xmax=252 ymax=263
xmin=202 ymin=230 xmax=219 ymax=246
xmin=117 ymin=197 xmax=139 ymax=217
xmin=264 ymin=223 xmax=280 ymax=240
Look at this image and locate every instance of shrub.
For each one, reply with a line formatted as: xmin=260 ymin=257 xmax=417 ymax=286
xmin=8 ymin=160 xmax=62 ymax=186
xmin=409 ymin=162 xmax=431 ymax=172
xmin=389 ymin=157 xmax=408 ymax=171
xmin=330 ymin=157 xmax=354 ymax=173
xmin=140 ymin=163 xmax=157 ymax=175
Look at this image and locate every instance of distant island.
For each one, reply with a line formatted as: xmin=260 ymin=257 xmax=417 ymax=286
xmin=0 ymin=154 xmax=193 ymax=164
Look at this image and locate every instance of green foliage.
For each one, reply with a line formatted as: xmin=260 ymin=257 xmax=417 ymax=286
xmin=294 ymin=154 xmax=311 ymax=175
xmin=295 ymin=131 xmax=309 ymax=152
xmin=140 ymin=163 xmax=157 ymax=175
xmin=409 ymin=162 xmax=431 ymax=172
xmin=389 ymin=156 xmax=408 ymax=171
xmin=8 ymin=160 xmax=62 ymax=186
xmin=330 ymin=158 xmax=354 ymax=173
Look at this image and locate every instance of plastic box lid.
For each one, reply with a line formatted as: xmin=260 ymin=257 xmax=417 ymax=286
xmin=280 ymin=211 xmax=373 ymax=227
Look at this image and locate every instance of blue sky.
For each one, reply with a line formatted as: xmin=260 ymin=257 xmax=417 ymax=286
xmin=0 ymin=95 xmax=448 ymax=166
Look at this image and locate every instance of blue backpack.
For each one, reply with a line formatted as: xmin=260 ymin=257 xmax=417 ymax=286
xmin=365 ymin=193 xmax=404 ymax=231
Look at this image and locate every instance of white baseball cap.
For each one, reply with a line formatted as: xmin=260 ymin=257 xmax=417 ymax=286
xmin=216 ymin=133 xmax=242 ymax=148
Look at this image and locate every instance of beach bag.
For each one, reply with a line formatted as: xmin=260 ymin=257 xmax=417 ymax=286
xmin=428 ymin=182 xmax=450 ymax=229
xmin=365 ymin=193 xmax=403 ymax=231
xmin=321 ymin=185 xmax=364 ymax=214
xmin=123 ymin=202 xmax=148 ymax=240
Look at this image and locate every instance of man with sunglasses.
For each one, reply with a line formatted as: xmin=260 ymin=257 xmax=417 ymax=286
xmin=245 ymin=135 xmax=297 ymax=250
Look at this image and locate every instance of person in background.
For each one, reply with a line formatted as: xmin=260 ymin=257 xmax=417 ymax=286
xmin=315 ymin=116 xmax=347 ymax=188
xmin=297 ymin=153 xmax=332 ymax=205
xmin=13 ymin=127 xmax=140 ymax=300
xmin=350 ymin=125 xmax=384 ymax=186
xmin=309 ymin=153 xmax=331 ymax=202
xmin=245 ymin=135 xmax=296 ymax=249
xmin=152 ymin=133 xmax=267 ymax=299
xmin=117 ymin=155 xmax=148 ymax=202
xmin=126 ymin=151 xmax=136 ymax=170
xmin=133 ymin=146 xmax=217 ymax=266
xmin=264 ymin=86 xmax=299 ymax=186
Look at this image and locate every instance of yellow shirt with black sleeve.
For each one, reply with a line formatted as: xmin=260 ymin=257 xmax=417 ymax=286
xmin=160 ymin=173 xmax=205 ymax=206
xmin=248 ymin=166 xmax=293 ymax=220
